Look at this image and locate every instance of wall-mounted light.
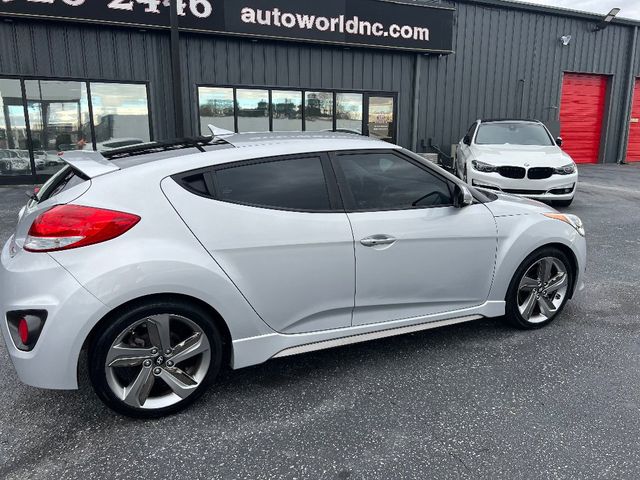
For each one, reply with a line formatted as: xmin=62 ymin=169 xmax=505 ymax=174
xmin=595 ymin=8 xmax=621 ymax=31
xmin=560 ymin=35 xmax=572 ymax=46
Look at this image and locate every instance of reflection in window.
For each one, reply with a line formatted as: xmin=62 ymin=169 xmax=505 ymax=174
xmin=337 ymin=153 xmax=452 ymax=210
xmin=0 ymin=79 xmax=31 ymax=176
xmin=236 ymin=89 xmax=269 ymax=133
xmin=91 ymin=82 xmax=150 ymax=151
xmin=305 ymin=92 xmax=333 ymax=131
xmin=198 ymin=87 xmax=235 ymax=134
xmin=25 ymin=80 xmax=91 ymax=175
xmin=216 ymin=157 xmax=330 ymax=211
xmin=367 ymin=96 xmax=395 ymax=142
xmin=271 ymin=90 xmax=302 ymax=132
xmin=336 ymin=93 xmax=363 ymax=134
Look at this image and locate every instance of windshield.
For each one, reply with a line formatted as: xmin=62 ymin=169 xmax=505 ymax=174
xmin=475 ymin=123 xmax=553 ymax=146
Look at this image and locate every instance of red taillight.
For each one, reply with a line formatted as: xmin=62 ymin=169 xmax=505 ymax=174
xmin=18 ymin=318 xmax=29 ymax=344
xmin=24 ymin=205 xmax=141 ymax=253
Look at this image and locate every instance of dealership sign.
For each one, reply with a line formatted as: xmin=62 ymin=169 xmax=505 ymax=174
xmin=0 ymin=0 xmax=455 ymax=53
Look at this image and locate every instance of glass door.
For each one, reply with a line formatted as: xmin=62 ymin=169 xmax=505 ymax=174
xmin=365 ymin=94 xmax=396 ymax=143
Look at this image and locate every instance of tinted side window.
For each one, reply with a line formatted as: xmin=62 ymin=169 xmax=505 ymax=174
xmin=336 ymin=152 xmax=452 ymax=211
xmin=215 ymin=156 xmax=331 ymax=211
xmin=38 ymin=165 xmax=88 ymax=202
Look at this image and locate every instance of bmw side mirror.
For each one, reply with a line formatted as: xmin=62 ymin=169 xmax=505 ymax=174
xmin=463 ymin=135 xmax=471 ymax=146
xmin=556 ymin=136 xmax=563 ymax=147
xmin=453 ymin=184 xmax=474 ymax=208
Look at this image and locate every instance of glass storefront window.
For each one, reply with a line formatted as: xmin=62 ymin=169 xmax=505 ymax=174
xmin=91 ymin=82 xmax=150 ymax=151
xmin=0 ymin=79 xmax=31 ymax=177
xmin=236 ymin=89 xmax=269 ymax=133
xmin=25 ymin=80 xmax=91 ymax=175
xmin=198 ymin=87 xmax=235 ymax=135
xmin=271 ymin=90 xmax=302 ymax=132
xmin=336 ymin=93 xmax=363 ymax=134
xmin=367 ymin=96 xmax=395 ymax=142
xmin=305 ymin=92 xmax=334 ymax=132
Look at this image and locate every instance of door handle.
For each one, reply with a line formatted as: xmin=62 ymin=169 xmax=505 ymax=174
xmin=360 ymin=235 xmax=396 ymax=247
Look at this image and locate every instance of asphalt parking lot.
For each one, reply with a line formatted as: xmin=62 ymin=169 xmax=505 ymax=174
xmin=0 ymin=164 xmax=639 ymax=479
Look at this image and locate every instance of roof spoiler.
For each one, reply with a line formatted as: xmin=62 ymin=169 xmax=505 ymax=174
xmin=60 ymin=150 xmax=120 ymax=179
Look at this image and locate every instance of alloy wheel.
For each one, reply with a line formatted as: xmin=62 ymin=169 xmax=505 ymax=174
xmin=104 ymin=314 xmax=211 ymax=409
xmin=516 ymin=256 xmax=569 ymax=324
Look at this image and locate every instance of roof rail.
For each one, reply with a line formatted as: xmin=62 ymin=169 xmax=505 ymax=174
xmin=101 ymin=135 xmax=231 ymax=160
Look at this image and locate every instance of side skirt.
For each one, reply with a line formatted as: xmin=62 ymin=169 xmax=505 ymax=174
xmin=273 ymin=315 xmax=481 ymax=358
xmin=231 ymin=300 xmax=505 ymax=369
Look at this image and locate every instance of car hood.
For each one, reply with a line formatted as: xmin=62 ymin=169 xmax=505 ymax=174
xmin=481 ymin=190 xmax=556 ymax=217
xmin=471 ymin=144 xmax=573 ymax=167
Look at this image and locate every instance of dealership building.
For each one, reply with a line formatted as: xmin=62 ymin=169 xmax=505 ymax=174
xmin=1 ymin=0 xmax=640 ymax=185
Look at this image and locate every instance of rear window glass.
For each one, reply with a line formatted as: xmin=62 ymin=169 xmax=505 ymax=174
xmin=215 ymin=157 xmax=331 ymax=211
xmin=38 ymin=166 xmax=88 ymax=202
xmin=475 ymin=123 xmax=553 ymax=146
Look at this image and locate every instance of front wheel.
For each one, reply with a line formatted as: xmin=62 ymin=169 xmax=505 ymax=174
xmin=505 ymin=247 xmax=574 ymax=329
xmin=88 ymin=300 xmax=223 ymax=418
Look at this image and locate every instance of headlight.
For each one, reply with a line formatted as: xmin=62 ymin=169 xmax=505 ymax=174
xmin=554 ymin=163 xmax=576 ymax=175
xmin=472 ymin=160 xmax=498 ymax=173
xmin=543 ymin=213 xmax=585 ymax=236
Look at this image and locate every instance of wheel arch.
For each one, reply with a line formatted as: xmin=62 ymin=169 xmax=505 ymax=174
xmin=79 ymin=293 xmax=233 ymax=383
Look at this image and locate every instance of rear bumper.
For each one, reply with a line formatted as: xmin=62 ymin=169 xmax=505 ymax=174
xmin=469 ymin=169 xmax=577 ymax=201
xmin=0 ymin=237 xmax=108 ymax=389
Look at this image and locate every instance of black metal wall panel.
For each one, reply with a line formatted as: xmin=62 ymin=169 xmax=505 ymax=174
xmin=418 ymin=1 xmax=633 ymax=163
xmin=0 ymin=19 xmax=175 ymax=141
xmin=1 ymin=0 xmax=638 ymax=165
xmin=179 ymin=34 xmax=416 ymax=147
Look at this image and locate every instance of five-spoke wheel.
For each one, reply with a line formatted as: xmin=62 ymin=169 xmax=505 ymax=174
xmin=506 ymin=248 xmax=574 ymax=329
xmin=89 ymin=300 xmax=222 ymax=418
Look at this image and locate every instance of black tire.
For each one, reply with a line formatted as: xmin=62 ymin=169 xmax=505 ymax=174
xmin=88 ymin=299 xmax=223 ymax=419
xmin=553 ymin=199 xmax=573 ymax=208
xmin=504 ymin=247 xmax=574 ymax=330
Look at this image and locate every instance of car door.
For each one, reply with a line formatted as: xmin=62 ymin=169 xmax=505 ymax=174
xmin=331 ymin=149 xmax=498 ymax=327
xmin=162 ymin=152 xmax=355 ymax=334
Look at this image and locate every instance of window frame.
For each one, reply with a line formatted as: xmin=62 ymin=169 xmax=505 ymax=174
xmin=173 ymin=151 xmax=345 ymax=213
xmin=329 ymin=148 xmax=456 ymax=213
xmin=0 ymin=74 xmax=153 ymax=185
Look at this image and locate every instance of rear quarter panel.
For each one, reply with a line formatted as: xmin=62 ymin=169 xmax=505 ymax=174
xmin=47 ymin=168 xmax=274 ymax=342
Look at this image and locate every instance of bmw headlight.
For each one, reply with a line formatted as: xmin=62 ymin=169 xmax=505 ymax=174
xmin=472 ymin=160 xmax=498 ymax=173
xmin=554 ymin=163 xmax=576 ymax=175
xmin=543 ymin=213 xmax=585 ymax=236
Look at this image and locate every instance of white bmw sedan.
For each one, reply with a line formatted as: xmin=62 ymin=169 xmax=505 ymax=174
xmin=1 ymin=131 xmax=586 ymax=417
xmin=455 ymin=119 xmax=578 ymax=207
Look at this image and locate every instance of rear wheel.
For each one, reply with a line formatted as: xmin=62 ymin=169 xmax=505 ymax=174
xmin=505 ymin=247 xmax=574 ymax=329
xmin=88 ymin=300 xmax=223 ymax=418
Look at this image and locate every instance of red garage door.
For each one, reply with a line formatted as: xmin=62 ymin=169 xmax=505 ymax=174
xmin=626 ymin=78 xmax=640 ymax=162
xmin=559 ymin=73 xmax=607 ymax=164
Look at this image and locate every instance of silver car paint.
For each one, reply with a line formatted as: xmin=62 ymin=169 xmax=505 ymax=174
xmin=0 ymin=133 xmax=587 ymax=389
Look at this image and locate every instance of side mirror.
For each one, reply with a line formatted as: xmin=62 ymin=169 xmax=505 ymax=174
xmin=556 ymin=136 xmax=563 ymax=147
xmin=463 ymin=135 xmax=471 ymax=146
xmin=453 ymin=184 xmax=474 ymax=208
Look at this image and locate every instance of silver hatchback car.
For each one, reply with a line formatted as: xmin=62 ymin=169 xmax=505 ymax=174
xmin=1 ymin=131 xmax=586 ymax=417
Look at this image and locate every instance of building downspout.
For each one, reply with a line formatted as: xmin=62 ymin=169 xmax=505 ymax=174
xmin=411 ymin=53 xmax=422 ymax=152
xmin=617 ymin=25 xmax=638 ymax=165
xmin=170 ymin=0 xmax=185 ymax=138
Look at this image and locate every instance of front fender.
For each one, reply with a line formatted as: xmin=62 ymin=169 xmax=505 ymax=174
xmin=489 ymin=214 xmax=586 ymax=301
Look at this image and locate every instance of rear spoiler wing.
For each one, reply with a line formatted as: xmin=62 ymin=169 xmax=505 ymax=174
xmin=60 ymin=151 xmax=120 ymax=179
